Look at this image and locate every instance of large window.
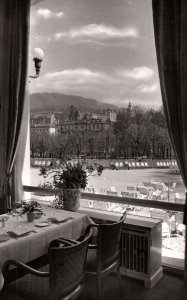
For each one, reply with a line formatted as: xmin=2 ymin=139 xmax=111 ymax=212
xmin=29 ymin=0 xmax=185 ymax=201
xmin=29 ymin=0 xmax=185 ymax=268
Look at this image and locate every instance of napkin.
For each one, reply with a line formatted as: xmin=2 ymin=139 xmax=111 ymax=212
xmin=7 ymin=228 xmax=37 ymax=238
xmin=49 ymin=217 xmax=73 ymax=224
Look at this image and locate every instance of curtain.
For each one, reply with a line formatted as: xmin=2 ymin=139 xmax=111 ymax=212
xmin=152 ymin=0 xmax=187 ymax=224
xmin=0 ymin=0 xmax=30 ymax=213
xmin=13 ymin=86 xmax=30 ymax=204
xmin=152 ymin=0 xmax=187 ymax=282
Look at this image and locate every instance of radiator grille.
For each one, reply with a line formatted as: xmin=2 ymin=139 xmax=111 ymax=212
xmin=122 ymin=230 xmax=149 ymax=274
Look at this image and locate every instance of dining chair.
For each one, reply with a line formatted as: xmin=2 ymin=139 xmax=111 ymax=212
xmin=84 ymin=212 xmax=126 ymax=300
xmin=2 ymin=231 xmax=92 ymax=300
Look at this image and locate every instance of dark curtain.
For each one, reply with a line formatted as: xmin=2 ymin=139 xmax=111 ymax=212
xmin=0 ymin=0 xmax=30 ymax=213
xmin=152 ymin=0 xmax=187 ymax=282
xmin=152 ymin=0 xmax=187 ymax=224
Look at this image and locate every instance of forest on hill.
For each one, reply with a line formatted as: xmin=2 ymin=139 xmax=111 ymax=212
xmin=30 ymin=93 xmax=118 ymax=113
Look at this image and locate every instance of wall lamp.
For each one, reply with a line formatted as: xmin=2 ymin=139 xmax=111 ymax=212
xmin=29 ymin=48 xmax=44 ymax=79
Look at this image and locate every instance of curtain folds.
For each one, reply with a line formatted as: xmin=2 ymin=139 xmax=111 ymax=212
xmin=13 ymin=86 xmax=30 ymax=204
xmin=152 ymin=0 xmax=187 ymax=284
xmin=0 ymin=0 xmax=30 ymax=212
xmin=152 ymin=0 xmax=187 ymax=225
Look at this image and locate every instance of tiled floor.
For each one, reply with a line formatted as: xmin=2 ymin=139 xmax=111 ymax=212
xmin=1 ymin=271 xmax=187 ymax=300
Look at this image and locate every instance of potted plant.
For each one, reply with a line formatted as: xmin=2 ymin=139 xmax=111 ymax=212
xmin=20 ymin=200 xmax=43 ymax=222
xmin=39 ymin=160 xmax=104 ymax=212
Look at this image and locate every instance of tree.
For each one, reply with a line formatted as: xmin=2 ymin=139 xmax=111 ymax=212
xmin=113 ymin=110 xmax=131 ymax=158
xmin=127 ymin=124 xmax=148 ymax=159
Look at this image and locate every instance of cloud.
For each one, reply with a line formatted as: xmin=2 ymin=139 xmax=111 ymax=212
xmin=137 ymin=84 xmax=158 ymax=93
xmin=44 ymin=69 xmax=113 ymax=90
xmin=33 ymin=33 xmax=52 ymax=42
xmin=31 ymin=68 xmax=118 ymax=94
xmin=30 ymin=67 xmax=159 ymax=105
xmin=36 ymin=8 xmax=64 ymax=20
xmin=119 ymin=66 xmax=154 ymax=80
xmin=45 ymin=69 xmax=106 ymax=82
xmin=54 ymin=24 xmax=138 ymax=43
xmin=56 ymin=12 xmax=64 ymax=18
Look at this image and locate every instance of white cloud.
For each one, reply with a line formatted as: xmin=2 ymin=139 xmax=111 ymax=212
xmin=46 ymin=69 xmax=103 ymax=80
xmin=55 ymin=24 xmax=138 ymax=42
xmin=36 ymin=8 xmax=64 ymax=20
xmin=33 ymin=67 xmax=157 ymax=93
xmin=31 ymin=68 xmax=118 ymax=94
xmin=30 ymin=67 xmax=159 ymax=102
xmin=33 ymin=33 xmax=52 ymax=42
xmin=44 ymin=69 xmax=112 ymax=87
xmin=55 ymin=33 xmax=64 ymax=39
xmin=56 ymin=12 xmax=64 ymax=18
xmin=119 ymin=66 xmax=154 ymax=80
xmin=138 ymin=84 xmax=158 ymax=93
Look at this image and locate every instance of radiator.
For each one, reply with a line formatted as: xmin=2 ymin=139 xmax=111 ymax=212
xmin=122 ymin=229 xmax=149 ymax=274
xmin=121 ymin=215 xmax=163 ymax=289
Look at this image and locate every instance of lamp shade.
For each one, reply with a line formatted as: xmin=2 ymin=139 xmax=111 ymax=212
xmin=33 ymin=48 xmax=44 ymax=60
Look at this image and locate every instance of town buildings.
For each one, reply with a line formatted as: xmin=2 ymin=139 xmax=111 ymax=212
xmin=30 ymin=107 xmax=117 ymax=136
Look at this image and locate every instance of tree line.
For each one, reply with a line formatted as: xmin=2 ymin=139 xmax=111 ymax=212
xmin=30 ymin=105 xmax=174 ymax=160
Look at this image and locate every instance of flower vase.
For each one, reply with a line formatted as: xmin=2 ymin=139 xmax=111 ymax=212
xmin=63 ymin=189 xmax=81 ymax=212
xmin=27 ymin=212 xmax=35 ymax=222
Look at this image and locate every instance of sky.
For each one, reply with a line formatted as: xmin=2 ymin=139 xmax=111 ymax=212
xmin=29 ymin=0 xmax=162 ymax=109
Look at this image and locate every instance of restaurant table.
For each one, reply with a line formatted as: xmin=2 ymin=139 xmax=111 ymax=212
xmin=0 ymin=207 xmax=93 ymax=291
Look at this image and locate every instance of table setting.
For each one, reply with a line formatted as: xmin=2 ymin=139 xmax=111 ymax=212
xmin=0 ymin=200 xmax=93 ymax=293
xmin=0 ymin=204 xmax=81 ymax=241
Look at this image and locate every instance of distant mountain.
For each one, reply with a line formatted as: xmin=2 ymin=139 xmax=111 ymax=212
xmin=30 ymin=93 xmax=118 ymax=113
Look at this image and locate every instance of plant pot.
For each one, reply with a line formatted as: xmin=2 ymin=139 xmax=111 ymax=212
xmin=34 ymin=212 xmax=43 ymax=219
xmin=27 ymin=212 xmax=35 ymax=222
xmin=63 ymin=189 xmax=81 ymax=212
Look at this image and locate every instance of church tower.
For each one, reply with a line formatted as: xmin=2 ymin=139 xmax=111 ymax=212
xmin=127 ymin=101 xmax=133 ymax=117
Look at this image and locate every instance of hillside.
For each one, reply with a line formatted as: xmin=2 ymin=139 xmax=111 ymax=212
xmin=30 ymin=93 xmax=118 ymax=113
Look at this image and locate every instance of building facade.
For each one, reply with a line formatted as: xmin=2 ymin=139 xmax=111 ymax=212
xmin=30 ymin=110 xmax=116 ymax=136
xmin=56 ymin=119 xmax=110 ymax=135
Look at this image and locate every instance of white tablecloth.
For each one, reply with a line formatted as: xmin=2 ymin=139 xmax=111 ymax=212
xmin=0 ymin=207 xmax=93 ymax=291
